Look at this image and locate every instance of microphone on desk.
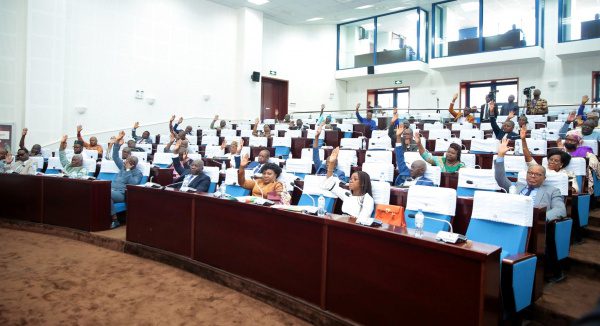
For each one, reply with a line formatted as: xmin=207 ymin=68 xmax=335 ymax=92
xmin=288 ymin=182 xmax=316 ymax=207
xmin=407 ymin=213 xmax=466 ymax=243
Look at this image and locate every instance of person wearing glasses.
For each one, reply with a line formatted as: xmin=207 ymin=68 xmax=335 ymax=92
xmin=494 ymin=138 xmax=566 ymax=221
xmin=3 ymin=148 xmax=37 ymax=175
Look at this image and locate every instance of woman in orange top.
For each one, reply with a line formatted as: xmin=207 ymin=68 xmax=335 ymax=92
xmin=448 ymin=93 xmax=475 ymax=123
xmin=238 ymin=154 xmax=284 ymax=198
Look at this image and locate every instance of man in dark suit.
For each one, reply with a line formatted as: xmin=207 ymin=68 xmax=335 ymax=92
xmin=479 ymin=94 xmax=497 ymax=122
xmin=172 ymin=157 xmax=211 ymax=192
xmin=494 ymin=138 xmax=566 ymax=221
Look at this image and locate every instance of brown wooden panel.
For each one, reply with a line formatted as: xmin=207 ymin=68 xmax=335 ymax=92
xmin=126 ymin=186 xmax=195 ymax=258
xmin=43 ymin=177 xmax=111 ymax=231
xmin=0 ymin=174 xmax=43 ymax=222
xmin=193 ymin=196 xmax=325 ymax=306
xmin=325 ymin=217 xmax=500 ymax=326
xmin=291 ymin=138 xmax=311 ymax=160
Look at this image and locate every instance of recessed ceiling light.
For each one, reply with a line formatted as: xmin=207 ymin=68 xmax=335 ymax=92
xmin=388 ymin=6 xmax=406 ymax=11
xmin=247 ymin=0 xmax=269 ymax=5
xmin=341 ymin=17 xmax=358 ymax=22
xmin=355 ymin=5 xmax=374 ymax=9
xmin=306 ymin=17 xmax=324 ymax=22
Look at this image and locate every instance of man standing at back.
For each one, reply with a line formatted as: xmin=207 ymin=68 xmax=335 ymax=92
xmin=355 ymin=103 xmax=377 ymax=131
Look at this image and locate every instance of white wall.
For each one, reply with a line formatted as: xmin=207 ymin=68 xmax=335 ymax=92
xmin=0 ymin=0 xmax=27 ymax=150
xmin=262 ymin=19 xmax=346 ymax=114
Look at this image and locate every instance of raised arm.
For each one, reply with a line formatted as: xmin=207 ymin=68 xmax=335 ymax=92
xmin=394 ymin=125 xmax=410 ymax=176
xmin=210 ymin=115 xmax=219 ymax=129
xmin=414 ymin=132 xmax=425 ymax=156
xmin=355 ymin=103 xmax=364 ymax=122
xmin=488 ymin=102 xmax=501 ymax=138
xmin=252 ymin=118 xmax=259 ymax=137
xmin=168 ymin=115 xmax=176 ymax=136
xmin=494 ymin=138 xmax=513 ymax=191
xmin=76 ymin=125 xmax=89 ymax=147
xmin=520 ymin=127 xmax=533 ymax=163
xmin=559 ymin=111 xmax=576 ymax=138
xmin=313 ymin=126 xmax=322 ymax=168
xmin=326 ymin=147 xmax=340 ymax=178
xmin=113 ymin=131 xmax=125 ymax=170
xmin=132 ymin=122 xmax=140 ymax=139
xmin=237 ymin=154 xmax=254 ymax=189
xmin=577 ymin=95 xmax=589 ymax=122
xmin=171 ymin=156 xmax=185 ymax=175
xmin=58 ymin=135 xmax=69 ymax=167
xmin=448 ymin=94 xmax=460 ymax=120
xmin=164 ymin=134 xmax=176 ymax=153
xmin=19 ymin=128 xmax=27 ymax=150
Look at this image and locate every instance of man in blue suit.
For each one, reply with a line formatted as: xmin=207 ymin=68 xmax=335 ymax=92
xmin=172 ymin=157 xmax=211 ymax=193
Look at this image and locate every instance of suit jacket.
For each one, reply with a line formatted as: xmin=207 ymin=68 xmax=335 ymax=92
xmin=494 ymin=159 xmax=566 ymax=221
xmin=479 ymin=103 xmax=498 ymax=122
xmin=172 ymin=156 xmax=211 ymax=192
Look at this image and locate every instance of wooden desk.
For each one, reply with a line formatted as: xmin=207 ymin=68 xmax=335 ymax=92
xmin=42 ymin=176 xmax=111 ymax=231
xmin=126 ymin=187 xmax=501 ymax=325
xmin=0 ymin=174 xmax=43 ymax=222
xmin=150 ymin=167 xmax=174 ymax=186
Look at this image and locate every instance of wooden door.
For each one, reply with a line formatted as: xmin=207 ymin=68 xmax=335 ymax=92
xmin=261 ymin=77 xmax=288 ymax=121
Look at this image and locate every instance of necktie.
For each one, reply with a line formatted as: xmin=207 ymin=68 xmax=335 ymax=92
xmin=523 ymin=186 xmax=533 ymax=196
xmin=253 ymin=164 xmax=262 ymax=174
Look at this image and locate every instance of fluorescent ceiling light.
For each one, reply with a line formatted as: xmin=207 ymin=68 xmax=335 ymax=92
xmin=306 ymin=17 xmax=324 ymax=22
xmin=355 ymin=5 xmax=374 ymax=9
xmin=460 ymin=2 xmax=478 ymax=11
xmin=341 ymin=17 xmax=358 ymax=22
xmin=388 ymin=6 xmax=406 ymax=11
xmin=247 ymin=0 xmax=269 ymax=5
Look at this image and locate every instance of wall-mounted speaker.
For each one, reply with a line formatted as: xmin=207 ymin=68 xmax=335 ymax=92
xmin=251 ymin=71 xmax=261 ymax=82
xmin=367 ymin=66 xmax=374 ymax=75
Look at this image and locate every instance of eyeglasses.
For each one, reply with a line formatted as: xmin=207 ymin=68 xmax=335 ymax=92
xmin=527 ymin=172 xmax=544 ymax=177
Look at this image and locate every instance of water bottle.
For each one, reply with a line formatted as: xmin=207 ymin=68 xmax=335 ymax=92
xmin=220 ymin=183 xmax=227 ymax=197
xmin=221 ymin=161 xmax=226 ymax=172
xmin=414 ymin=209 xmax=425 ymax=238
xmin=317 ymin=194 xmax=326 ymax=217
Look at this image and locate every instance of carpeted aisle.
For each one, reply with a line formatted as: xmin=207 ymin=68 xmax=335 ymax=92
xmin=0 ymin=228 xmax=309 ymax=325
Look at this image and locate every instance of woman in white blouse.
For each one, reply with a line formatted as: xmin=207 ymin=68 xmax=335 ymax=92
xmin=322 ymin=147 xmax=375 ymax=225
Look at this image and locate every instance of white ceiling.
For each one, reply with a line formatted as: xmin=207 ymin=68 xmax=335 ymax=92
xmin=209 ymin=0 xmax=437 ymax=25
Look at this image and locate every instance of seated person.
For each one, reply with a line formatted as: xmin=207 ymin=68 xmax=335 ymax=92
xmin=290 ymin=119 xmax=308 ymax=130
xmin=394 ymin=125 xmax=435 ymax=187
xmin=313 ymin=127 xmax=344 ymax=179
xmin=322 ymin=148 xmax=375 ymax=224
xmin=58 ymin=135 xmax=88 ymax=178
xmin=489 ymin=101 xmax=519 ymax=140
xmin=131 ymin=122 xmax=154 ymax=144
xmin=252 ymin=118 xmax=272 ymax=137
xmin=520 ymin=127 xmax=580 ymax=194
xmin=225 ymin=139 xmax=243 ymax=168
xmin=448 ymin=93 xmax=475 ymax=123
xmin=415 ymin=132 xmax=464 ymax=173
xmin=76 ymin=125 xmax=103 ymax=155
xmin=127 ymin=139 xmax=146 ymax=152
xmin=0 ymin=147 xmax=7 ymax=173
xmin=210 ymin=115 xmax=227 ymax=130
xmin=171 ymin=116 xmax=193 ymax=136
xmin=559 ymin=111 xmax=600 ymax=141
xmin=355 ymin=103 xmax=377 ymax=131
xmin=19 ymin=128 xmax=42 ymax=156
xmin=517 ymin=114 xmax=529 ymax=129
xmin=316 ymin=104 xmax=331 ymax=126
xmin=4 ymin=148 xmax=37 ymax=175
xmin=495 ymin=138 xmax=566 ymax=221
xmin=557 ymin=130 xmax=594 ymax=158
xmin=171 ymin=157 xmax=210 ymax=192
xmin=246 ymin=149 xmax=270 ymax=175
xmin=238 ymin=155 xmax=284 ymax=198
xmin=282 ymin=114 xmax=291 ymax=124
xmin=110 ymin=131 xmax=143 ymax=229
xmin=73 ymin=140 xmax=84 ymax=155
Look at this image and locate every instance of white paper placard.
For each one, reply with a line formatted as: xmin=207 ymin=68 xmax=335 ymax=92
xmin=458 ymin=168 xmax=501 ymax=191
xmin=304 ymin=175 xmax=336 ymax=197
xmin=340 ymin=138 xmax=363 ymax=150
xmin=201 ymin=135 xmax=219 ymax=146
xmin=336 ymin=123 xmax=353 ymax=132
xmin=284 ymin=158 xmax=312 ymax=173
xmin=361 ymin=162 xmax=394 ymax=182
xmin=515 ymin=139 xmax=547 ymax=155
xmin=365 ymin=150 xmax=392 ymax=164
xmin=249 ymin=136 xmax=268 ymax=147
xmin=284 ymin=130 xmax=302 ymax=138
xmin=471 ymin=191 xmax=533 ymax=227
xmin=517 ymin=170 xmax=569 ymax=196
xmin=428 ymin=129 xmax=451 ymax=139
xmin=423 ymin=165 xmax=442 ymax=186
xmin=368 ymin=136 xmax=391 ymax=150
xmin=404 ymin=151 xmax=431 ymax=166
xmin=272 ymin=137 xmax=291 ymax=147
xmin=342 ymin=118 xmax=358 ymax=124
xmin=406 ymin=185 xmax=457 ymax=216
xmin=492 ymin=155 xmax=527 ymax=172
xmin=371 ymin=181 xmax=391 ymax=205
xmin=434 ymin=138 xmax=462 ymax=152
xmin=301 ymin=148 xmax=323 ymax=161
xmin=451 ymin=122 xmax=474 ymax=130
xmin=203 ymin=166 xmax=220 ymax=183
xmin=460 ymin=129 xmax=484 ymax=140
xmin=461 ymin=153 xmax=477 ymax=168
xmin=470 ymin=138 xmax=499 ymax=153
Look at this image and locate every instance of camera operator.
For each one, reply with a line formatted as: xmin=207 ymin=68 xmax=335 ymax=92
xmin=526 ymin=88 xmax=548 ymax=115
xmin=480 ymin=92 xmax=498 ymax=122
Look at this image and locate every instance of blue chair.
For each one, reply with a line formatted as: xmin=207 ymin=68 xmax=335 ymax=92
xmin=203 ymin=166 xmax=220 ymax=194
xmin=467 ymin=191 xmax=537 ymax=314
xmin=45 ymin=157 xmax=63 ymax=174
xmin=274 ymin=146 xmax=291 ymax=160
xmin=115 ymin=163 xmax=151 ymax=214
xmin=457 ymin=168 xmax=501 ymax=197
xmin=405 ymin=185 xmax=457 ymax=233
xmin=225 ymin=184 xmax=250 ymax=197
xmin=298 ymin=194 xmax=335 ymax=213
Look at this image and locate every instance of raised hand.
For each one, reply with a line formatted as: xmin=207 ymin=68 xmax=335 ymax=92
xmin=133 ymin=122 xmax=139 ymax=129
xmin=61 ymin=135 xmax=68 ymax=143
xmin=320 ymin=104 xmax=325 ymax=112
xmin=355 ymin=103 xmax=360 ymax=111
xmin=240 ymin=154 xmax=250 ymax=168
xmin=239 ymin=138 xmax=244 ymax=148
xmin=395 ymin=124 xmax=405 ymax=138
xmin=507 ymin=111 xmax=515 ymax=120
xmin=520 ymin=127 xmax=527 ymax=140
xmin=315 ymin=126 xmax=322 ymax=139
xmin=254 ymin=118 xmax=259 ymax=125
xmin=393 ymin=107 xmax=398 ymax=116
xmin=177 ymin=117 xmax=183 ymax=124
xmin=556 ymin=138 xmax=564 ymax=149
xmin=567 ymin=111 xmax=576 ymax=123
xmin=489 ymin=101 xmax=495 ymax=113
xmin=22 ymin=128 xmax=28 ymax=136
xmin=582 ymin=95 xmax=589 ymax=104
xmin=498 ymin=137 xmax=513 ymax=157
xmin=170 ymin=115 xmax=175 ymax=122
xmin=413 ymin=132 xmax=421 ymax=146
xmin=452 ymin=93 xmax=458 ymax=103
xmin=117 ymin=130 xmax=125 ymax=140
xmin=220 ymin=139 xmax=227 ymax=150
xmin=108 ymin=136 xmax=116 ymax=145
xmin=77 ymin=125 xmax=83 ymax=133
xmin=5 ymin=152 xmax=13 ymax=164
xmin=329 ymin=147 xmax=340 ymax=163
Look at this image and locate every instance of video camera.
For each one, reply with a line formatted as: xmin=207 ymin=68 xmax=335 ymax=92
xmin=523 ymin=86 xmax=536 ymax=99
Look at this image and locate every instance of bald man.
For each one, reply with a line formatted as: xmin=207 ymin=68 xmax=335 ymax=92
xmin=77 ymin=125 xmax=103 ymax=155
xmin=246 ymin=149 xmax=270 ymax=175
xmin=394 ymin=124 xmax=435 ymax=187
xmin=58 ymin=135 xmax=88 ymax=178
xmin=110 ymin=131 xmax=143 ymax=229
xmin=526 ymin=89 xmax=548 ymax=115
xmin=171 ymin=157 xmax=210 ymax=192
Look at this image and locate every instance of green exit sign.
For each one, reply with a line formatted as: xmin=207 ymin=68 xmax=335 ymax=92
xmin=269 ymin=70 xmax=277 ymax=76
xmin=394 ymin=80 xmax=403 ymax=85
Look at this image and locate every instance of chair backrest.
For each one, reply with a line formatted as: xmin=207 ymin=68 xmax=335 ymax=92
xmin=460 ymin=129 xmax=484 ymax=140
xmin=284 ymin=158 xmax=312 ymax=174
xmin=428 ymin=129 xmax=451 ymax=139
xmin=130 ymin=151 xmax=148 ymax=162
xmin=240 ymin=129 xmax=253 ymax=137
xmin=284 ymin=130 xmax=302 ymax=138
xmin=362 ymin=162 xmax=394 ymax=182
xmin=225 ymin=184 xmax=250 ymax=197
xmin=583 ymin=139 xmax=598 ymax=155
xmin=492 ymin=155 xmax=527 ymax=173
xmin=547 ymin=121 xmax=567 ymax=130
xmin=336 ymin=123 xmax=353 ymax=132
xmin=153 ymin=153 xmax=174 ymax=167
xmin=365 ymin=150 xmax=392 ymax=164
xmin=188 ymin=153 xmax=202 ymax=160
xmin=249 ymin=136 xmax=268 ymax=147
xmin=203 ymin=166 xmax=220 ymax=192
xmin=515 ymin=139 xmax=547 ymax=155
xmin=451 ymin=122 xmax=474 ymax=130
xmin=469 ymin=138 xmax=499 ymax=153
xmin=201 ymin=135 xmax=220 ymax=146
xmin=306 ymin=129 xmax=325 ymax=139
xmin=82 ymin=159 xmax=97 ymax=176
xmin=137 ymin=162 xmax=151 ymax=183
xmin=460 ymin=153 xmax=476 ymax=168
xmin=298 ymin=194 xmax=336 ymax=212
xmin=201 ymin=129 xmax=217 ymax=136
xmin=204 ymin=145 xmax=225 ymax=158
xmin=156 ymin=144 xmax=167 ymax=153
xmin=434 ymin=138 xmax=461 ymax=152
xmin=371 ymin=130 xmax=389 ymax=138
xmin=423 ymin=165 xmax=442 ymax=186
xmin=98 ymin=160 xmax=120 ymax=181
xmin=423 ymin=123 xmax=444 ymax=130
xmin=342 ymin=118 xmax=358 ymax=124
xmin=467 ymin=191 xmax=533 ymax=257
xmin=404 ymin=151 xmax=431 ymax=166
xmin=272 ymin=137 xmax=292 ymax=148
xmin=368 ymin=136 xmax=391 ymax=150
xmin=479 ymin=123 xmax=492 ymax=131
xmin=301 ymin=148 xmax=323 ymax=161
xmin=137 ymin=143 xmax=153 ymax=153
xmin=405 ymin=185 xmax=456 ymax=232
xmin=340 ymin=137 xmax=363 ymax=150
xmin=41 ymin=148 xmax=52 ymax=158
xmin=457 ymin=168 xmax=501 ymax=196
xmin=46 ymin=157 xmax=64 ymax=172
xmin=371 ymin=180 xmax=391 ymax=205
xmin=82 ymin=149 xmax=99 ymax=161
xmin=274 ymin=123 xmax=289 ymax=131
xmin=220 ymin=129 xmax=237 ymax=137
xmin=531 ymin=128 xmax=559 ymax=141
xmin=29 ymin=156 xmax=44 ymax=171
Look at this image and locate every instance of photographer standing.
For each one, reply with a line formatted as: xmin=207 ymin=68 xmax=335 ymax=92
xmin=526 ymin=89 xmax=548 ymax=115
